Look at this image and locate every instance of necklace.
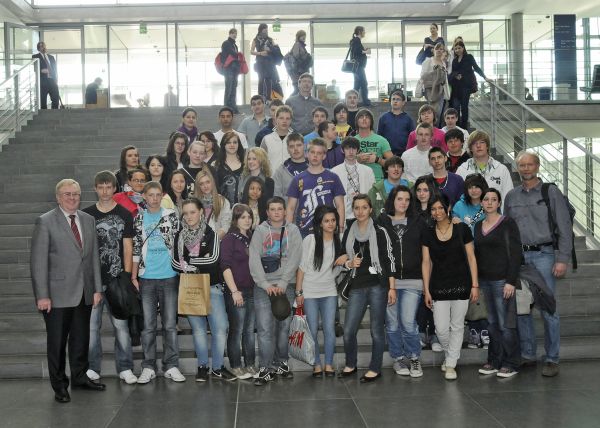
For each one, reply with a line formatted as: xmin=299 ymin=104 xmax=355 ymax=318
xmin=436 ymin=221 xmax=452 ymax=238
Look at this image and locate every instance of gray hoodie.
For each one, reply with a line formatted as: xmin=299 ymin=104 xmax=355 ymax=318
xmin=249 ymin=220 xmax=302 ymax=291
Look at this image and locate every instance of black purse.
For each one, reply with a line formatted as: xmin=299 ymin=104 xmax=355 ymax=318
xmin=341 ymin=46 xmax=357 ymax=73
xmin=335 ymin=269 xmax=353 ymax=301
xmin=261 ymin=227 xmax=285 ymax=274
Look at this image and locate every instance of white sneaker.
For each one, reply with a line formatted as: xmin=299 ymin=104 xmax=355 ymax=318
xmin=231 ymin=367 xmax=253 ymax=380
xmin=431 ymin=341 xmax=443 ymax=353
xmin=164 ymin=367 xmax=186 ymax=382
xmin=445 ymin=367 xmax=457 ymax=380
xmin=86 ymin=369 xmax=100 ymax=381
xmin=137 ymin=368 xmax=156 ymax=384
xmin=393 ymin=357 xmax=410 ymax=376
xmin=119 ymin=369 xmax=138 ymax=384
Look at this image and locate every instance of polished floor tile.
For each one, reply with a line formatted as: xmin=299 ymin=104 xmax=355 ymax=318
xmin=3 ymin=361 xmax=600 ymax=428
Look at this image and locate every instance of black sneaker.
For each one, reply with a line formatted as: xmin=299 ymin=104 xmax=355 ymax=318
xmin=274 ymin=361 xmax=294 ymax=379
xmin=254 ymin=367 xmax=274 ymax=386
xmin=195 ymin=366 xmax=209 ymax=382
xmin=211 ymin=366 xmax=238 ymax=381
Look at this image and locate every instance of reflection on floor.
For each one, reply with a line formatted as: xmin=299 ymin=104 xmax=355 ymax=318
xmin=3 ymin=361 xmax=600 ymax=428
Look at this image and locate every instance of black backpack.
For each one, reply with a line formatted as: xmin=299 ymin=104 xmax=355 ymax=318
xmin=541 ymin=182 xmax=577 ymax=270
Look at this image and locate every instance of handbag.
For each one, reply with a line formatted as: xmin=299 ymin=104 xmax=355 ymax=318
xmin=105 ymin=271 xmax=141 ymax=320
xmin=261 ymin=227 xmax=284 ymax=273
xmin=465 ymin=288 xmax=487 ymax=321
xmin=341 ymin=46 xmax=357 ymax=73
xmin=335 ymin=268 xmax=354 ymax=301
xmin=237 ymin=52 xmax=249 ymax=75
xmin=288 ymin=306 xmax=316 ymax=365
xmin=502 ymin=228 xmax=532 ymax=315
xmin=416 ymin=48 xmax=427 ymax=65
xmin=516 ymin=279 xmax=534 ymax=315
xmin=177 ymin=273 xmax=211 ymax=316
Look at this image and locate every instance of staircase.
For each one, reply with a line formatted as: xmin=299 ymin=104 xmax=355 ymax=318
xmin=0 ymin=105 xmax=598 ymax=379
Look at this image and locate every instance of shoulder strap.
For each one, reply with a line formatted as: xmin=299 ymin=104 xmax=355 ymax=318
xmin=278 ymin=226 xmax=285 ymax=258
xmin=344 ymin=45 xmax=352 ymax=61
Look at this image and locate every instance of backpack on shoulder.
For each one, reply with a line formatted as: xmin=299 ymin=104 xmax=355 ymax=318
xmin=541 ymin=182 xmax=577 ymax=270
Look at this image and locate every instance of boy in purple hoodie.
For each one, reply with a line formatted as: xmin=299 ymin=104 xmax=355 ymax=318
xmin=428 ymin=147 xmax=464 ymax=205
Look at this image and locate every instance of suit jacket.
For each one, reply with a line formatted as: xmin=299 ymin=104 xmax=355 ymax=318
xmin=30 ymin=207 xmax=102 ymax=308
xmin=32 ymin=53 xmax=57 ymax=81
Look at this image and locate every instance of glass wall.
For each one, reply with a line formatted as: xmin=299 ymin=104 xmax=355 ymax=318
xmin=176 ymin=22 xmax=237 ymax=107
xmin=109 ymin=24 xmax=168 ymax=107
xmin=42 ymin=28 xmax=83 ymax=106
xmin=5 ymin=16 xmax=600 ymax=107
xmin=84 ymin=25 xmax=108 ymax=99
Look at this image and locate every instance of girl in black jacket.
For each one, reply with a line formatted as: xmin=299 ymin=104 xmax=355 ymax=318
xmin=349 ymin=26 xmax=372 ymax=106
xmin=339 ymin=194 xmax=396 ymax=383
xmin=449 ymin=41 xmax=488 ymax=129
xmin=172 ymin=198 xmax=236 ymax=381
xmin=377 ymin=185 xmax=426 ymax=378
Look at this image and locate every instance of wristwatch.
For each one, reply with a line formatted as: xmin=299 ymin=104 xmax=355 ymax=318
xmin=295 ymin=289 xmax=304 ymax=297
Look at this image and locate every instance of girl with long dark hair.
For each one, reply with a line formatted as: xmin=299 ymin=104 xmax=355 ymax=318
xmin=199 ymin=131 xmax=219 ymax=166
xmin=295 ymin=205 xmax=345 ymax=377
xmin=475 ymin=188 xmax=522 ymax=378
xmin=216 ymin=131 xmax=245 ymax=206
xmin=145 ymin=155 xmax=169 ymax=195
xmin=422 ymin=193 xmax=479 ymax=380
xmin=163 ymin=169 xmax=188 ymax=214
xmin=339 ymin=194 xmax=396 ymax=382
xmin=115 ymin=145 xmax=140 ymax=192
xmin=165 ymin=132 xmax=190 ymax=173
xmin=240 ymin=176 xmax=268 ymax=228
xmin=377 ymin=185 xmax=426 ymax=377
xmin=222 ymin=203 xmax=256 ymax=380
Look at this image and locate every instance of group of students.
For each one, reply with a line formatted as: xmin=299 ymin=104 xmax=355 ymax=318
xmin=83 ymin=87 xmax=569 ymax=388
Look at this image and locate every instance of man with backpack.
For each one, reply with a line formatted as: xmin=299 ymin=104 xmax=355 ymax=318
xmin=285 ymin=30 xmax=313 ymax=96
xmin=504 ymin=151 xmax=573 ymax=378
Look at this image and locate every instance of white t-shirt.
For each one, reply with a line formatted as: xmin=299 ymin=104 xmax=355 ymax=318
xmin=213 ymin=129 xmax=248 ymax=148
xmin=299 ymin=235 xmax=340 ymax=298
xmin=401 ymin=146 xmax=433 ymax=182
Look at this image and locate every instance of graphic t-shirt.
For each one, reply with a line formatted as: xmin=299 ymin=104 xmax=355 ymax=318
xmin=287 ymin=169 xmax=346 ymax=237
xmin=356 ymin=132 xmax=392 ymax=181
xmin=141 ymin=209 xmax=177 ymax=279
xmin=83 ymin=203 xmax=134 ymax=285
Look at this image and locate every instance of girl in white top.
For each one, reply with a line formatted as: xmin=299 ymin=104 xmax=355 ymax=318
xmin=295 ymin=205 xmax=347 ymax=377
xmin=193 ymin=168 xmax=232 ymax=239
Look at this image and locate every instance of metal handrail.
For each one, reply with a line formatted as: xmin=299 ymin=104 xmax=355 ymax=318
xmin=469 ymin=80 xmax=600 ymax=244
xmin=485 ymin=80 xmax=600 ymax=165
xmin=0 ymin=59 xmax=39 ymax=147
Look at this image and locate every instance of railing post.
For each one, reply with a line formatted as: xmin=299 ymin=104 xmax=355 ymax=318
xmin=522 ymin=107 xmax=527 ymax=150
xmin=490 ymin=85 xmax=496 ymax=147
xmin=585 ymin=138 xmax=594 ymax=234
xmin=14 ymin=74 xmax=20 ymax=133
xmin=562 ymin=137 xmax=569 ymax=197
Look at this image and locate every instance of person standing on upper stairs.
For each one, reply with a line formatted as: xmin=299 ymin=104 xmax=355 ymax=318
xmin=33 ymin=41 xmax=60 ymax=109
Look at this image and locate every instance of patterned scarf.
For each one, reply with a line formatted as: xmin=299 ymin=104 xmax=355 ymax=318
xmin=177 ymin=215 xmax=207 ymax=272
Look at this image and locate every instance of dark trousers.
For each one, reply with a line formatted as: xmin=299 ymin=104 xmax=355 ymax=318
xmin=353 ymin=67 xmax=370 ymax=105
xmin=40 ymin=78 xmax=60 ymax=109
xmin=42 ymin=295 xmax=92 ymax=392
xmin=224 ymin=70 xmax=239 ymax=110
xmin=450 ymin=88 xmax=471 ymax=129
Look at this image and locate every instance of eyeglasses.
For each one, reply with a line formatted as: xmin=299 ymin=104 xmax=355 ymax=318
xmin=131 ymin=179 xmax=146 ymax=184
xmin=61 ymin=192 xmax=81 ymax=198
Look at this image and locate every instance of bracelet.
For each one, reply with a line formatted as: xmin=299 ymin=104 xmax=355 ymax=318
xmin=295 ymin=289 xmax=303 ymax=297
xmin=232 ymin=290 xmax=241 ymax=295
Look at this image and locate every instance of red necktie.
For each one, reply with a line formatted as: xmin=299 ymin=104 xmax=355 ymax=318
xmin=69 ymin=215 xmax=82 ymax=249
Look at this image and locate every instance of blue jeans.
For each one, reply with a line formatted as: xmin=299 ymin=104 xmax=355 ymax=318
xmin=517 ymin=246 xmax=560 ymax=363
xmin=343 ymin=285 xmax=387 ymax=373
xmin=254 ymin=286 xmax=294 ymax=369
xmin=188 ymin=284 xmax=228 ymax=369
xmin=353 ymin=66 xmax=370 ymax=105
xmin=304 ymin=296 xmax=337 ymax=367
xmin=140 ymin=276 xmax=179 ymax=371
xmin=88 ymin=287 xmax=133 ymax=374
xmin=386 ymin=288 xmax=422 ymax=359
xmin=480 ymin=279 xmax=520 ymax=370
xmin=226 ymin=287 xmax=256 ymax=369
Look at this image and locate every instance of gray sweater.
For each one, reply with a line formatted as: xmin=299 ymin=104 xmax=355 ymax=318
xmin=285 ymin=94 xmax=324 ymax=135
xmin=249 ymin=220 xmax=302 ymax=291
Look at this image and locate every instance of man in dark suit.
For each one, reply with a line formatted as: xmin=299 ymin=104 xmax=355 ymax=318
xmin=32 ymin=41 xmax=60 ymax=109
xmin=30 ymin=179 xmax=106 ymax=403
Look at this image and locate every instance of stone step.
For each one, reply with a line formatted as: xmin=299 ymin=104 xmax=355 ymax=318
xmin=0 ymin=334 xmax=596 ymax=379
xmin=0 ymin=191 xmax=97 ymax=204
xmin=0 ymin=225 xmax=34 ymax=237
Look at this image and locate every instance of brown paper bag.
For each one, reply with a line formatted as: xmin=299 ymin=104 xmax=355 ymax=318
xmin=177 ymin=273 xmax=211 ymax=316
